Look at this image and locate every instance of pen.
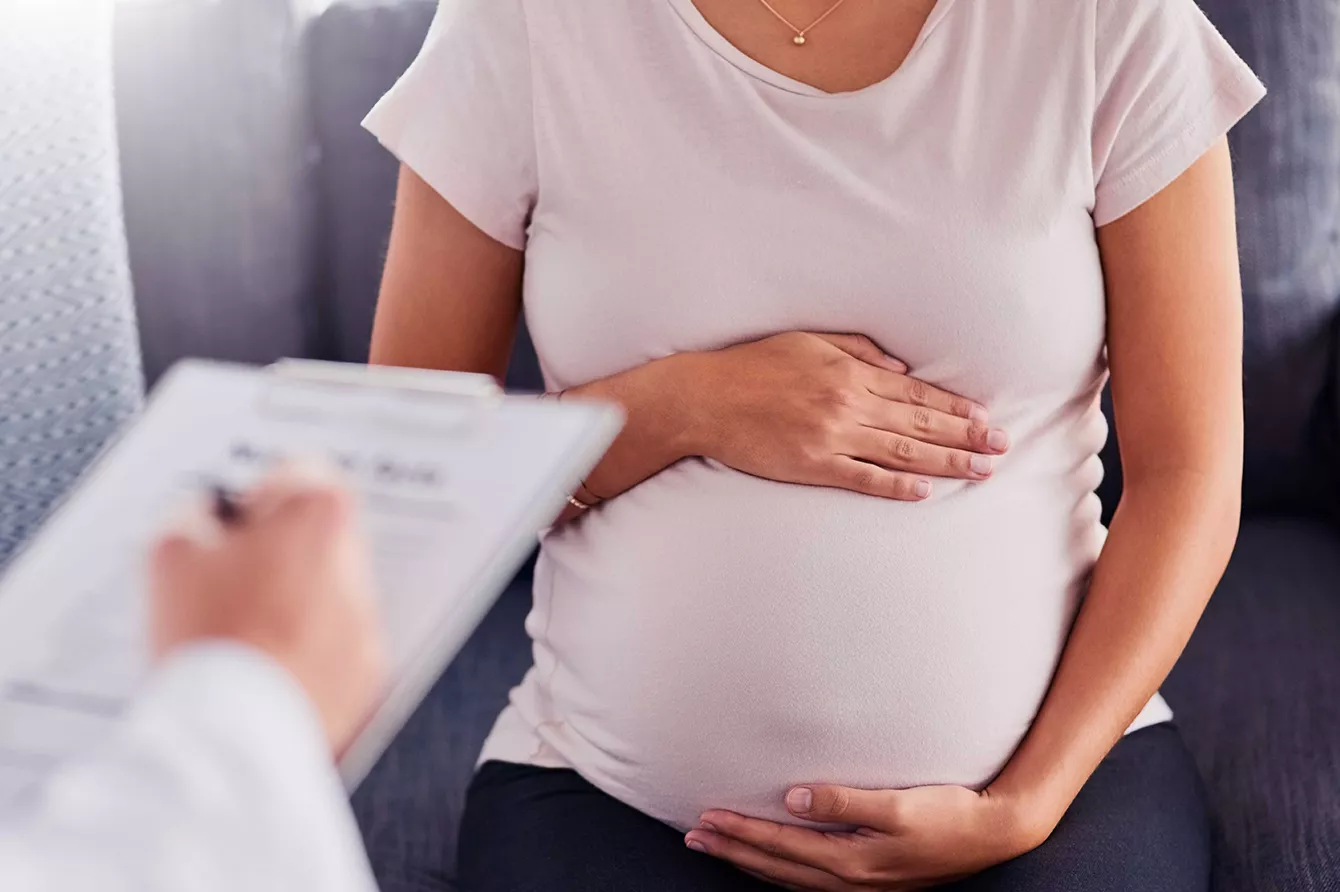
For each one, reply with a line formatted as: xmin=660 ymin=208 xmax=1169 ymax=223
xmin=211 ymin=485 xmax=244 ymax=526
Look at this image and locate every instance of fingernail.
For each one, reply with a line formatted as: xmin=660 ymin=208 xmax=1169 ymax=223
xmin=886 ymin=356 xmax=909 ymax=373
xmin=914 ymin=480 xmax=933 ymax=499
xmin=686 ymin=836 xmax=708 ymax=854
xmin=787 ymin=787 xmax=814 ymax=814
xmin=970 ymin=455 xmax=993 ymax=476
xmin=698 ymin=822 xmax=718 ymax=833
xmin=987 ymin=429 xmax=1010 ymax=452
xmin=970 ymin=405 xmax=989 ymax=422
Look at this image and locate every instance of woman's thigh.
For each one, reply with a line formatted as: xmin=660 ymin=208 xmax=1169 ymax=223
xmin=457 ymin=761 xmax=770 ymax=892
xmin=949 ymin=723 xmax=1211 ymax=892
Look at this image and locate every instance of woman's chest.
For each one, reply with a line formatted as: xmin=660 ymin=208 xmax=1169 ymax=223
xmin=524 ymin=155 xmax=1107 ymax=407
xmin=521 ymin=12 xmax=1105 ymax=404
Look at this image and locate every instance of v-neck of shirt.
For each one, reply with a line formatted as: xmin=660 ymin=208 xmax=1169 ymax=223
xmin=664 ymin=0 xmax=958 ymax=98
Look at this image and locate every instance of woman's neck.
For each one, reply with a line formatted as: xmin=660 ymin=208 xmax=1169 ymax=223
xmin=687 ymin=0 xmax=941 ymax=93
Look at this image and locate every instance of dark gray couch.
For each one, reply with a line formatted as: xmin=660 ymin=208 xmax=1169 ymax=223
xmin=112 ymin=1 xmax=1340 ymax=890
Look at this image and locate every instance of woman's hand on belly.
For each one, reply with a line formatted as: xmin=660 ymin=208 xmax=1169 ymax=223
xmin=684 ymin=782 xmax=1043 ymax=891
xmin=569 ymin=331 xmax=1012 ymax=514
xmin=679 ymin=332 xmax=1010 ymax=500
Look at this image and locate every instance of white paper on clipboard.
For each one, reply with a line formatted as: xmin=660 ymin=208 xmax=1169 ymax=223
xmin=0 ymin=359 xmax=621 ymax=814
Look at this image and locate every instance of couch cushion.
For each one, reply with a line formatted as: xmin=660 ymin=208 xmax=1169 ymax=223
xmin=305 ymin=0 xmax=431 ymax=367
xmin=352 ymin=576 xmax=534 ymax=892
xmin=1195 ymin=0 xmax=1340 ymax=510
xmin=114 ymin=0 xmax=321 ymax=384
xmin=1097 ymin=1 xmax=1340 ymax=516
xmin=305 ymin=0 xmax=543 ymax=391
xmin=1 ymin=0 xmax=144 ymax=566
xmin=1163 ymin=518 xmax=1340 ymax=892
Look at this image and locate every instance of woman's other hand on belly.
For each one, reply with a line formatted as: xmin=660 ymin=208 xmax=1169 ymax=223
xmin=685 ymin=782 xmax=1044 ymax=891
xmin=676 ymin=332 xmax=1011 ymax=501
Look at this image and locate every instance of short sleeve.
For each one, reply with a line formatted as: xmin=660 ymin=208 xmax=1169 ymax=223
xmin=363 ymin=0 xmax=537 ymax=250
xmin=1091 ymin=0 xmax=1266 ymax=227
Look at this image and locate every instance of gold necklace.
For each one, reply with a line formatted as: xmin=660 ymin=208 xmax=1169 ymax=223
xmin=754 ymin=0 xmax=853 ymax=46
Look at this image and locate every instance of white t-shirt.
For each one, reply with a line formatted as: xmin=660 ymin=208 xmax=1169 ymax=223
xmin=365 ymin=0 xmax=1264 ymax=831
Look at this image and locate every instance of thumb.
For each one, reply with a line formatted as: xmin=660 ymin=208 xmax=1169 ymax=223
xmin=786 ymin=784 xmax=895 ymax=827
xmin=813 ymin=333 xmax=908 ymax=374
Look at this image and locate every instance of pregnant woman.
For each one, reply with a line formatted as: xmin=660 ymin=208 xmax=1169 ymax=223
xmin=365 ymin=0 xmax=1263 ymax=888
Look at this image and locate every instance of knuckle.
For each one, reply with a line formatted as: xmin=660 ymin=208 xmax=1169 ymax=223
xmin=881 ymin=795 xmax=907 ymax=828
xmin=849 ymin=466 xmax=880 ymax=493
xmin=888 ymin=436 xmax=917 ymax=463
xmin=911 ymin=407 xmax=934 ymax=434
xmin=833 ymin=354 xmax=863 ymax=382
xmin=944 ymin=449 xmax=967 ymax=474
xmin=950 ymin=396 xmax=973 ymax=418
xmin=813 ymin=413 xmax=847 ymax=447
xmin=811 ymin=785 xmax=853 ymax=820
xmin=816 ymin=339 xmax=844 ymax=362
xmin=907 ymin=379 xmax=930 ymax=407
xmin=758 ymin=824 xmax=787 ymax=858
xmin=966 ymin=421 xmax=989 ymax=448
xmin=801 ymin=440 xmax=834 ymax=468
xmin=818 ymin=378 xmax=859 ymax=414
xmin=827 ymin=786 xmax=853 ymax=818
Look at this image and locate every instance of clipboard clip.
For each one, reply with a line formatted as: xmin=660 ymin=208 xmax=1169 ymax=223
xmin=270 ymin=359 xmax=502 ymax=398
xmin=258 ymin=360 xmax=504 ymax=436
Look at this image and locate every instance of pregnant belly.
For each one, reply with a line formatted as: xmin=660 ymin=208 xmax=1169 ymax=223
xmin=522 ymin=458 xmax=1104 ymax=830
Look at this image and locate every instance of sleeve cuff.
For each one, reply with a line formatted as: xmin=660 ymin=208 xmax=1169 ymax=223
xmin=127 ymin=643 xmax=378 ymax=891
xmin=362 ymin=103 xmax=530 ymax=252
xmin=136 ymin=642 xmax=333 ymax=774
xmin=1093 ymin=68 xmax=1267 ymax=228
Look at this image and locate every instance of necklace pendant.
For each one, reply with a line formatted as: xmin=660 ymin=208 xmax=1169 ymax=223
xmin=792 ymin=33 xmax=806 ymax=45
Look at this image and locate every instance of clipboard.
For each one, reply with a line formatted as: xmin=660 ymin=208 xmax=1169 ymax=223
xmin=0 ymin=359 xmax=622 ymax=809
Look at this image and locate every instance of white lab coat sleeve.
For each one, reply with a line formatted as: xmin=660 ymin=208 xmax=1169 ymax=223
xmin=0 ymin=643 xmax=379 ymax=892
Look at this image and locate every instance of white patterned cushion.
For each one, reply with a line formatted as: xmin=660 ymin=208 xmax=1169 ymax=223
xmin=0 ymin=0 xmax=144 ymax=567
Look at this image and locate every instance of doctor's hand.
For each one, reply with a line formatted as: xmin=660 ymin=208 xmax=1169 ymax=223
xmin=148 ymin=461 xmax=386 ymax=757
xmin=686 ymin=783 xmax=1047 ymax=891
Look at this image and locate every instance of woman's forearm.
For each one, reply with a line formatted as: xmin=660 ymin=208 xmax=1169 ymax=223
xmin=989 ymin=468 xmax=1239 ymax=841
xmin=990 ymin=140 xmax=1250 ymax=845
xmin=553 ymin=353 xmax=707 ymax=518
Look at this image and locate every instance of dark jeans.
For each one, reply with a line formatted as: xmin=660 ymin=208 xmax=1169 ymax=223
xmin=458 ymin=724 xmax=1210 ymax=892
